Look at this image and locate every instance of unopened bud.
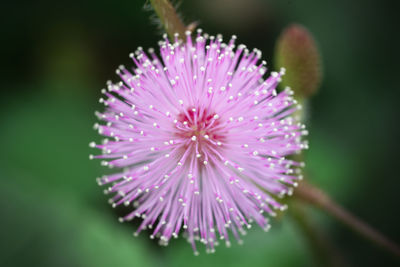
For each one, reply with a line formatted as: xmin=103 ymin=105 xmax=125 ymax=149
xmin=274 ymin=24 xmax=322 ymax=98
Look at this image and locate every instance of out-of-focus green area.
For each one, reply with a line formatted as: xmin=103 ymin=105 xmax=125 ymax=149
xmin=1 ymin=0 xmax=399 ymax=266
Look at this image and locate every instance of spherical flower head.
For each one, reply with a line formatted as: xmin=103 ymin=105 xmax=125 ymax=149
xmin=91 ymin=31 xmax=307 ymax=254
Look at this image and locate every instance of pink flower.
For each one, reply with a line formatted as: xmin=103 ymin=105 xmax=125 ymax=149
xmin=91 ymin=31 xmax=307 ymax=254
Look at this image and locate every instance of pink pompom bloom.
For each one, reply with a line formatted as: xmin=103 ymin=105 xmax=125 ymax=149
xmin=91 ymin=31 xmax=307 ymax=254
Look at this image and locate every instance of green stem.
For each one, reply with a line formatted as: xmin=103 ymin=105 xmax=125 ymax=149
xmin=149 ymin=0 xmax=187 ymax=40
xmin=295 ymin=181 xmax=400 ymax=258
xmin=290 ymin=201 xmax=349 ymax=267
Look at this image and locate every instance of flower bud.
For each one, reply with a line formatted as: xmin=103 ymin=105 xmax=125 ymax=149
xmin=274 ymin=24 xmax=322 ymax=98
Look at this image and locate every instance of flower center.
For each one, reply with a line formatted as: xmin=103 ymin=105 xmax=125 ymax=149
xmin=174 ymin=107 xmax=226 ymax=154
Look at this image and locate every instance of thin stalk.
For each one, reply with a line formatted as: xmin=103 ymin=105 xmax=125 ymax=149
xmin=290 ymin=201 xmax=349 ymax=267
xmin=295 ymin=181 xmax=400 ymax=258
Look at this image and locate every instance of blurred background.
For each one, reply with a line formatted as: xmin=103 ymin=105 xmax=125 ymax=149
xmin=1 ymin=0 xmax=399 ymax=266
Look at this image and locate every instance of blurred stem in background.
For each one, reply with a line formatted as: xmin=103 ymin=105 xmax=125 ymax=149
xmin=149 ymin=0 xmax=400 ymax=260
xmin=149 ymin=0 xmax=187 ymax=40
xmin=289 ymin=200 xmax=349 ymax=267
xmin=295 ymin=181 xmax=400 ymax=258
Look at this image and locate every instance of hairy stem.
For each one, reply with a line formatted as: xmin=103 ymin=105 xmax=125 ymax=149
xmin=149 ymin=0 xmax=187 ymax=40
xmin=295 ymin=181 xmax=400 ymax=258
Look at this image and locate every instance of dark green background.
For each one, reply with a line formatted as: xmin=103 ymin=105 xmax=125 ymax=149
xmin=1 ymin=0 xmax=399 ymax=266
